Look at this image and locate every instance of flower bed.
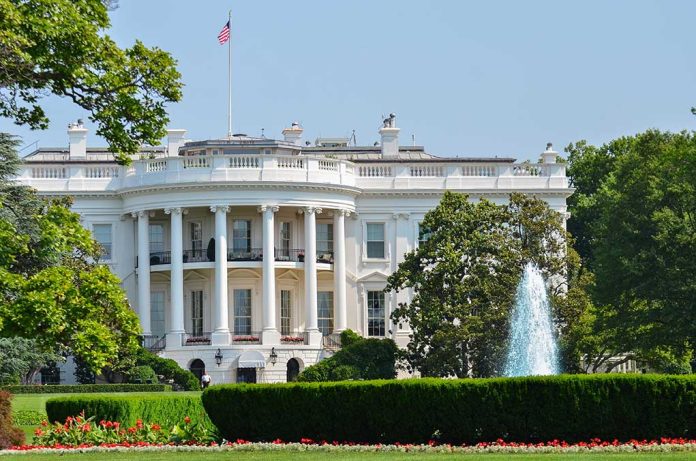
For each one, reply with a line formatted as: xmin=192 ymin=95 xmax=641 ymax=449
xmin=8 ymin=437 xmax=696 ymax=455
xmin=280 ymin=336 xmax=305 ymax=343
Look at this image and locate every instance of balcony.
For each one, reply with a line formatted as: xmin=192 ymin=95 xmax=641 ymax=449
xmin=183 ymin=332 xmax=212 ymax=346
xmin=146 ymin=248 xmax=333 ymax=266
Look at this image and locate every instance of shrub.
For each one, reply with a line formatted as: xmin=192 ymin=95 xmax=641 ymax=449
xmin=12 ymin=410 xmax=45 ymax=426
xmin=202 ymin=374 xmax=696 ymax=444
xmin=46 ymin=394 xmax=210 ymax=429
xmin=136 ymin=349 xmax=199 ymax=391
xmin=0 ymin=391 xmax=24 ymax=449
xmin=298 ymin=332 xmax=397 ymax=382
xmin=128 ymin=365 xmax=158 ymax=384
xmin=0 ymin=384 xmax=170 ymax=394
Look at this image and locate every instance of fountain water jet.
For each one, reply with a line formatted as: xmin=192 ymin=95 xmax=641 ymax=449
xmin=503 ymin=262 xmax=559 ymax=376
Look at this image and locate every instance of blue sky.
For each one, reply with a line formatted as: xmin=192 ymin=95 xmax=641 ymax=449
xmin=3 ymin=0 xmax=696 ymax=161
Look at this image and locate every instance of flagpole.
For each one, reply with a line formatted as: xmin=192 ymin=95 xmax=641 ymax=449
xmin=227 ymin=9 xmax=232 ymax=139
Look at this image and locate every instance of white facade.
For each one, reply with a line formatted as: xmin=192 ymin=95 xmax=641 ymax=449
xmin=17 ymin=119 xmax=571 ymax=384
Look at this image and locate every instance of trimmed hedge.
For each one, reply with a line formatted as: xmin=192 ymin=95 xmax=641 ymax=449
xmin=202 ymin=374 xmax=696 ymax=444
xmin=46 ymin=394 xmax=208 ymax=428
xmin=136 ymin=349 xmax=200 ymax=391
xmin=0 ymin=384 xmax=171 ymax=394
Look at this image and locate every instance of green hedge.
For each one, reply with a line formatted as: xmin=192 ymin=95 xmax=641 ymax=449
xmin=46 ymin=394 xmax=208 ymax=428
xmin=0 ymin=384 xmax=171 ymax=394
xmin=202 ymin=374 xmax=696 ymax=444
xmin=136 ymin=349 xmax=200 ymax=391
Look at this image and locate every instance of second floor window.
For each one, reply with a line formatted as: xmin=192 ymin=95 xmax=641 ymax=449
xmin=418 ymin=223 xmax=432 ymax=247
xmin=366 ymin=223 xmax=385 ymax=258
xmin=316 ymin=223 xmax=333 ymax=254
xmin=232 ymin=220 xmax=251 ymax=252
xmin=279 ymin=222 xmax=291 ymax=258
xmin=149 ymin=223 xmax=165 ymax=253
xmin=92 ymin=224 xmax=112 ymax=260
xmin=190 ymin=222 xmax=203 ymax=257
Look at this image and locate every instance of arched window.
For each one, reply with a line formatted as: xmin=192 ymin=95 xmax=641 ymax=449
xmin=189 ymin=359 xmax=206 ymax=381
xmin=286 ymin=358 xmax=300 ymax=382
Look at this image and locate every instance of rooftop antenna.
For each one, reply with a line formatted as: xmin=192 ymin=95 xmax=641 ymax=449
xmin=261 ymin=128 xmax=265 ymax=138
xmin=412 ymin=134 xmax=416 ymax=146
xmin=350 ymin=129 xmax=357 ymax=146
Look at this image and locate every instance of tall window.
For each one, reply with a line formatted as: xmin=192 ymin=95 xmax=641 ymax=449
xmin=317 ymin=291 xmax=334 ymax=336
xmin=150 ymin=291 xmax=165 ymax=337
xmin=279 ymin=222 xmax=291 ymax=259
xmin=234 ymin=289 xmax=252 ymax=335
xmin=316 ymin=223 xmax=333 ymax=255
xmin=280 ymin=290 xmax=291 ymax=335
xmin=92 ymin=224 xmax=112 ymax=260
xmin=190 ymin=222 xmax=203 ymax=258
xmin=418 ymin=223 xmax=431 ymax=247
xmin=149 ymin=223 xmax=165 ymax=253
xmin=367 ymin=290 xmax=386 ymax=337
xmin=366 ymin=223 xmax=385 ymax=258
xmin=232 ymin=220 xmax=251 ymax=253
xmin=191 ymin=290 xmax=203 ymax=336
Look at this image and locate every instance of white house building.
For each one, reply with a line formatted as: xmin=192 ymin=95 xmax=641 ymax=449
xmin=17 ymin=116 xmax=571 ymax=384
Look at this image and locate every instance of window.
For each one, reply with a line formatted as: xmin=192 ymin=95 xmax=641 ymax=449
xmin=418 ymin=223 xmax=432 ymax=247
xmin=367 ymin=291 xmax=386 ymax=337
xmin=150 ymin=291 xmax=166 ymax=337
xmin=149 ymin=223 xmax=165 ymax=253
xmin=316 ymin=223 xmax=333 ymax=253
xmin=280 ymin=290 xmax=291 ymax=335
xmin=234 ymin=289 xmax=252 ymax=335
xmin=366 ymin=223 xmax=385 ymax=258
xmin=190 ymin=222 xmax=203 ymax=259
xmin=232 ymin=220 xmax=251 ymax=253
xmin=191 ymin=290 xmax=204 ymax=336
xmin=317 ymin=291 xmax=334 ymax=336
xmin=92 ymin=224 xmax=112 ymax=260
xmin=279 ymin=222 xmax=291 ymax=259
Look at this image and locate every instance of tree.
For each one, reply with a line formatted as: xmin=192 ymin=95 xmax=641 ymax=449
xmin=0 ymin=337 xmax=62 ymax=384
xmin=0 ymin=134 xmax=141 ymax=373
xmin=386 ymin=191 xmax=579 ymax=378
xmin=567 ymin=130 xmax=695 ymax=370
xmin=0 ymin=0 xmax=182 ymax=163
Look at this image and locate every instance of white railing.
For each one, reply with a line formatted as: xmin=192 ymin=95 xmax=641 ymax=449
xmin=358 ymin=165 xmax=392 ymax=177
xmin=512 ymin=164 xmax=547 ymax=176
xmin=461 ymin=165 xmax=497 ymax=177
xmin=228 ymin=156 xmax=259 ymax=168
xmin=85 ymin=166 xmax=119 ymax=178
xmin=318 ymin=159 xmax=338 ymax=171
xmin=183 ymin=156 xmax=211 ymax=169
xmin=31 ymin=167 xmax=66 ymax=178
xmin=145 ymin=160 xmax=167 ymax=173
xmin=410 ymin=165 xmax=444 ymax=177
xmin=277 ymin=156 xmax=304 ymax=169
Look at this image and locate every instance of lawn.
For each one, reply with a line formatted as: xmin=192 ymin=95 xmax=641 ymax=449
xmin=0 ymin=451 xmax=695 ymax=460
xmin=10 ymin=391 xmax=200 ymax=440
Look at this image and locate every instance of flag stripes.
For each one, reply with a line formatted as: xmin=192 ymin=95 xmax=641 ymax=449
xmin=218 ymin=20 xmax=230 ymax=44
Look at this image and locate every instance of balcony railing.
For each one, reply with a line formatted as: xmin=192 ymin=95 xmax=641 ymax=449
xmin=183 ymin=249 xmax=208 ymax=263
xmin=316 ymin=250 xmax=334 ymax=264
xmin=183 ymin=332 xmax=212 ymax=346
xmin=232 ymin=332 xmax=261 ymax=344
xmin=322 ymin=333 xmax=342 ymax=351
xmin=149 ymin=251 xmax=171 ymax=265
xmin=227 ymin=248 xmax=263 ymax=261
xmin=141 ymin=334 xmax=166 ymax=352
xmin=274 ymin=248 xmax=304 ymax=262
xmin=146 ymin=248 xmax=332 ymax=266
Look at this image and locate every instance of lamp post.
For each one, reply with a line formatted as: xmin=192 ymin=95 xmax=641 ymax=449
xmin=269 ymin=347 xmax=278 ymax=365
xmin=215 ymin=348 xmax=223 ymax=366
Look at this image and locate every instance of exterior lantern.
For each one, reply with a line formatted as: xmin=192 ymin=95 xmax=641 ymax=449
xmin=270 ymin=347 xmax=278 ymax=365
xmin=214 ymin=348 xmax=223 ymax=366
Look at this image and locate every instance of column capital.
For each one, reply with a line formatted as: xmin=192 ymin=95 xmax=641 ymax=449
xmin=132 ymin=210 xmax=152 ymax=219
xmin=392 ymin=212 xmax=410 ymax=220
xmin=336 ymin=208 xmax=352 ymax=217
xmin=210 ymin=205 xmax=230 ymax=213
xmin=257 ymin=205 xmax=280 ymax=213
xmin=301 ymin=206 xmax=322 ymax=215
xmin=164 ymin=207 xmax=187 ymax=215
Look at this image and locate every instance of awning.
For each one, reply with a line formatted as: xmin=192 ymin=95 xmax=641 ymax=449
xmin=237 ymin=350 xmax=266 ymax=369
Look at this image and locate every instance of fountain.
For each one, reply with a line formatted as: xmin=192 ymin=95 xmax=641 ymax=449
xmin=503 ymin=262 xmax=560 ymax=376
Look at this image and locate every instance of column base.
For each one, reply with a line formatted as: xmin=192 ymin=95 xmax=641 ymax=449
xmin=165 ymin=332 xmax=185 ymax=349
xmin=261 ymin=329 xmax=281 ymax=345
xmin=307 ymin=329 xmax=323 ymax=347
xmin=211 ymin=330 xmax=230 ymax=346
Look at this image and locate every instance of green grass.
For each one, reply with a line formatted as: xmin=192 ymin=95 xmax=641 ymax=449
xmin=0 ymin=451 xmax=694 ymax=460
xmin=10 ymin=392 xmax=200 ymax=441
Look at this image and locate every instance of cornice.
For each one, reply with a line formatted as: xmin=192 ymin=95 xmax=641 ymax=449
xmin=117 ymin=181 xmax=362 ymax=198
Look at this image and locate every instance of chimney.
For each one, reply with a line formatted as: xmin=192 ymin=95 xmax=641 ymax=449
xmin=167 ymin=129 xmax=187 ymax=157
xmin=282 ymin=122 xmax=303 ymax=146
xmin=68 ymin=119 xmax=87 ymax=159
xmin=378 ymin=113 xmax=399 ymax=158
xmin=541 ymin=142 xmax=558 ymax=164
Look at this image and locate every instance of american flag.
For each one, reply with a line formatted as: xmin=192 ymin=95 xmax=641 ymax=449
xmin=218 ymin=20 xmax=230 ymax=45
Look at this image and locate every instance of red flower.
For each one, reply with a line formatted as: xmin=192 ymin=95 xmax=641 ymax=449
xmin=151 ymin=424 xmax=161 ymax=431
xmin=113 ymin=422 xmax=120 ymax=429
xmin=33 ymin=429 xmax=43 ymax=436
xmin=184 ymin=416 xmax=191 ymax=424
xmin=127 ymin=427 xmax=137 ymax=434
xmin=136 ymin=419 xmax=143 ymax=429
xmin=40 ymin=420 xmax=48 ymax=427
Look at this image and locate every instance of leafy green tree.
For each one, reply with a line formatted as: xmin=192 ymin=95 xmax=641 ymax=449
xmin=0 ymin=134 xmax=141 ymax=373
xmin=387 ymin=191 xmax=580 ymax=377
xmin=0 ymin=0 xmax=182 ymax=163
xmin=0 ymin=337 xmax=62 ymax=384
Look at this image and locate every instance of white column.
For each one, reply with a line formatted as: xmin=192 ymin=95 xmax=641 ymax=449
xmin=303 ymin=207 xmax=322 ymax=345
xmin=333 ymin=209 xmax=348 ymax=333
xmin=211 ymin=205 xmax=230 ymax=345
xmin=135 ymin=211 xmax=151 ymax=335
xmin=260 ymin=205 xmax=280 ymax=344
xmin=165 ymin=207 xmax=185 ymax=346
